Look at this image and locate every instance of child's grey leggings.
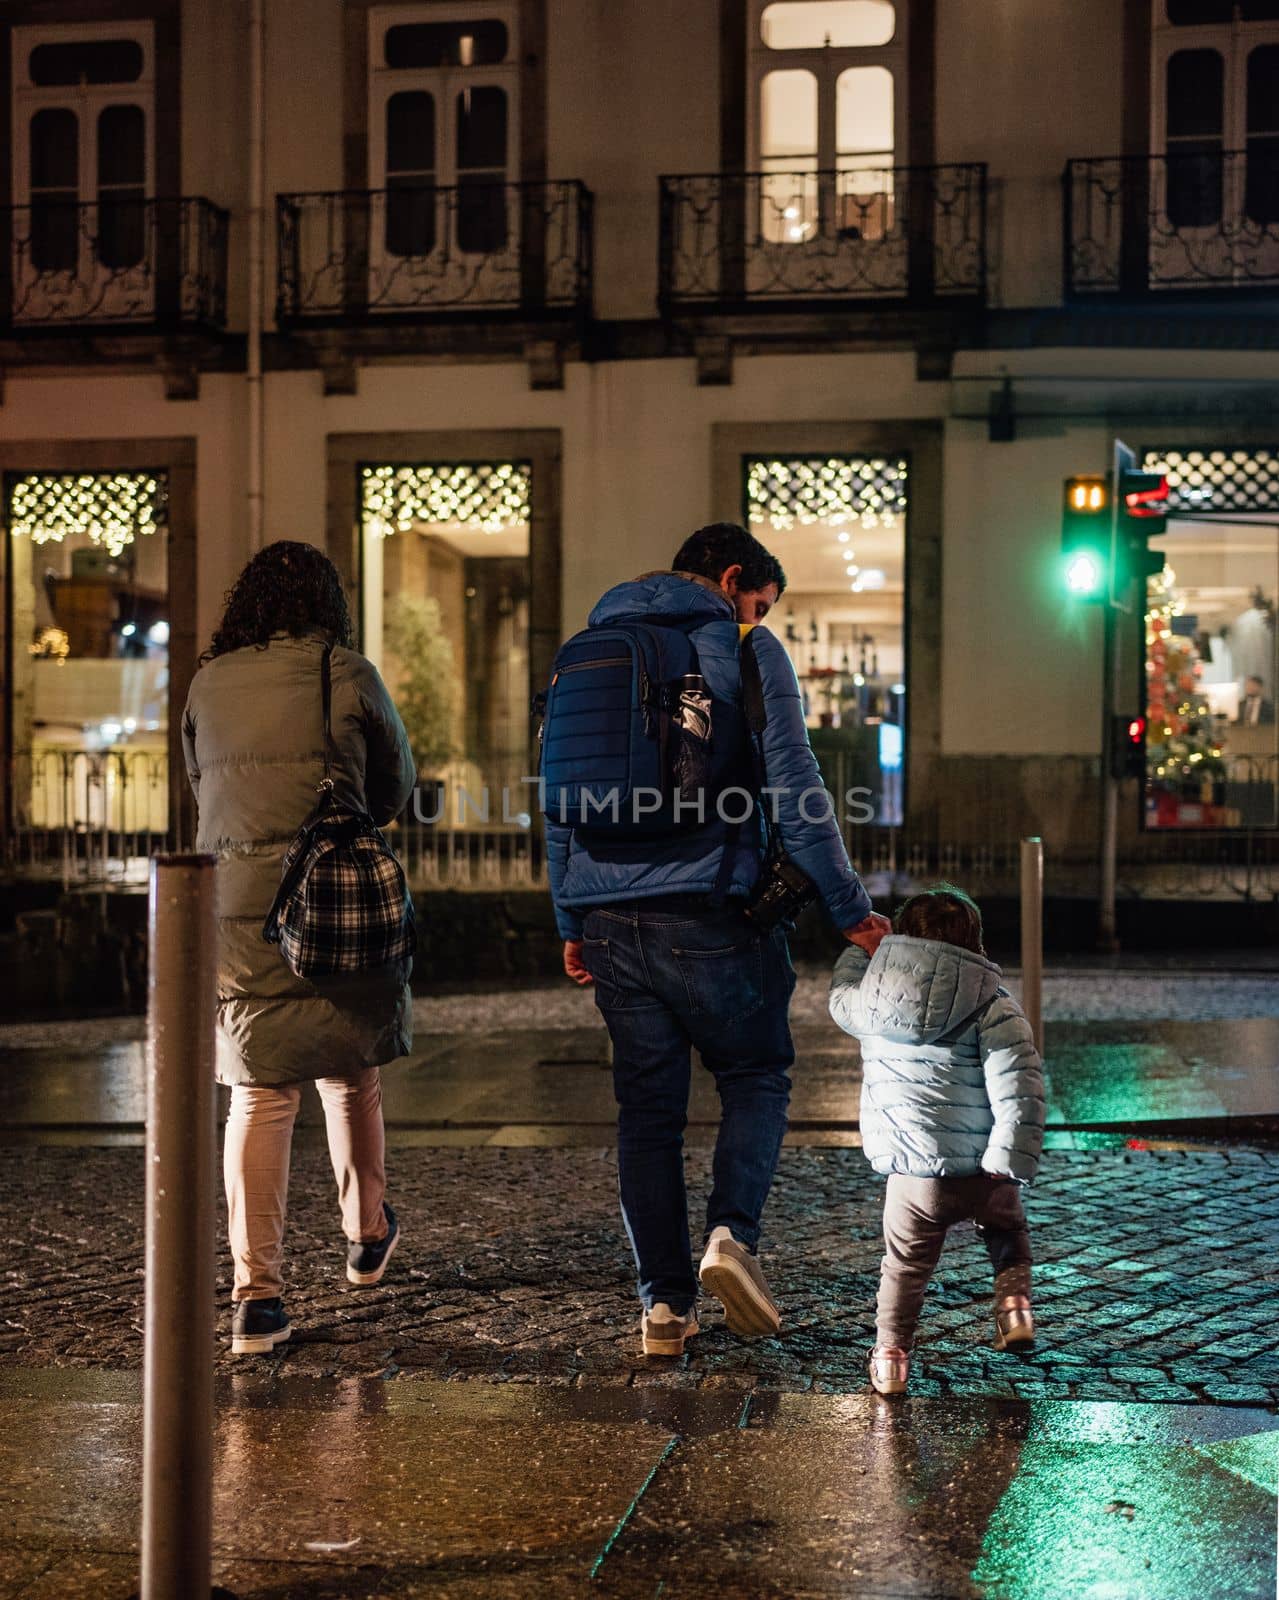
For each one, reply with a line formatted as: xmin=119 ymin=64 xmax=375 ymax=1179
xmin=877 ymin=1173 xmax=1033 ymax=1350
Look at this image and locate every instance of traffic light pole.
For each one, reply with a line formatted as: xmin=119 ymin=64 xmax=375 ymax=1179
xmin=1097 ymin=597 xmax=1121 ymax=953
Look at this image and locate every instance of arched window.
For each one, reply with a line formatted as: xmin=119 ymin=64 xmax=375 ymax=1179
xmin=12 ymin=23 xmax=154 ymax=274
xmin=368 ymin=4 xmax=518 ymax=259
xmin=750 ymin=0 xmax=904 ymax=243
xmin=1154 ymin=1 xmax=1279 ymax=227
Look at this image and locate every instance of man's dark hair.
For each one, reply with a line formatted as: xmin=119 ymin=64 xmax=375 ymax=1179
xmin=893 ymin=883 xmax=985 ymax=955
xmin=673 ymin=522 xmax=786 ymax=595
xmin=205 ymin=540 xmax=354 ymax=660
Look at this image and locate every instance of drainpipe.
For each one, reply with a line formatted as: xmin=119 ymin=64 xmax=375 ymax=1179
xmin=246 ymin=0 xmax=266 ymax=553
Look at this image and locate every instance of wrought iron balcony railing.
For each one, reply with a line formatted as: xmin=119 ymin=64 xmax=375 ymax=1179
xmin=658 ymin=164 xmax=987 ymax=310
xmin=1 ymin=196 xmax=228 ymax=331
xmin=1065 ymin=151 xmax=1279 ymax=296
xmin=275 ymin=181 xmax=593 ymax=324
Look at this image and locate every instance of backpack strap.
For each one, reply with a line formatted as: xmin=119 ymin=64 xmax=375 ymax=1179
xmin=709 ymin=627 xmax=767 ymax=906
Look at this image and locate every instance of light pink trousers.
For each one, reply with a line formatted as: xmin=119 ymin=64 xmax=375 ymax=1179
xmin=223 ymin=1067 xmax=389 ymax=1302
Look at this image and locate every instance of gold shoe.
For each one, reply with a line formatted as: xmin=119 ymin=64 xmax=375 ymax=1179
xmin=641 ymin=1302 xmax=700 ymax=1357
xmin=994 ymin=1295 xmax=1035 ymax=1350
xmin=868 ymin=1344 xmax=910 ymax=1395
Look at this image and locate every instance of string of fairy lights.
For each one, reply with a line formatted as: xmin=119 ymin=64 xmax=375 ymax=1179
xmin=746 ymin=456 xmax=909 ymax=531
xmin=7 ymin=472 xmax=166 ymax=557
xmin=361 ymin=462 xmax=532 ymax=537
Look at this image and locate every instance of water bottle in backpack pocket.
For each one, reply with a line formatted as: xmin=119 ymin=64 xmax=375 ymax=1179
xmin=535 ymin=618 xmax=715 ymax=836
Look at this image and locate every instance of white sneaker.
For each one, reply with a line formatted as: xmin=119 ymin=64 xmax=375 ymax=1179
xmin=698 ymin=1226 xmax=782 ymax=1338
xmin=641 ymin=1302 xmax=700 ymax=1357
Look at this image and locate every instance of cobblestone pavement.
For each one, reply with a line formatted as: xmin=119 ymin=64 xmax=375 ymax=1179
xmin=5 ymin=1144 xmax=1279 ymax=1407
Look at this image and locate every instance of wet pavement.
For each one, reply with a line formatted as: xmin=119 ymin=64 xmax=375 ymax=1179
xmin=2 ymin=1368 xmax=1274 ymax=1598
xmin=4 ymin=1012 xmax=1279 ymax=1144
xmin=3 ymin=959 xmax=1277 ymax=1596
xmin=5 ymin=1143 xmax=1279 ymax=1407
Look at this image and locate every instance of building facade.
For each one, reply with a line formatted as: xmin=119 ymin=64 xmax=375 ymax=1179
xmin=1 ymin=0 xmax=1277 ymax=890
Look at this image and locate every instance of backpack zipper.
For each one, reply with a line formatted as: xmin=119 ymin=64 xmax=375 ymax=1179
xmin=555 ymin=656 xmax=630 ymax=674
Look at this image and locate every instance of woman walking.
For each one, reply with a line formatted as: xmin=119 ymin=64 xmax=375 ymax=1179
xmin=182 ymin=541 xmax=416 ymax=1354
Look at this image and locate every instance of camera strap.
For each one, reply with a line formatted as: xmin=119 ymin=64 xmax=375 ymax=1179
xmin=739 ymin=629 xmax=772 ymax=848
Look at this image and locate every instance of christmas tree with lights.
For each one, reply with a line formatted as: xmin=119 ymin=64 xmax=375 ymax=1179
xmin=1145 ymin=566 xmax=1225 ymax=810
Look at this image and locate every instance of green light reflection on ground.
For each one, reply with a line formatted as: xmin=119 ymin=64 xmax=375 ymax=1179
xmin=972 ymin=1431 xmax=1278 ymax=1599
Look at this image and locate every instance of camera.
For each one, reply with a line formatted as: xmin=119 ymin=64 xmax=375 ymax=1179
xmin=742 ymin=846 xmax=819 ymax=931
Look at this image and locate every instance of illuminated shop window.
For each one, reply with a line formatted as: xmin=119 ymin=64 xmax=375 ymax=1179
xmin=6 ymin=469 xmax=170 ymax=834
xmin=1139 ymin=448 xmax=1279 ymax=830
xmin=746 ymin=454 xmax=908 ymax=825
xmin=360 ymin=463 xmax=532 ymax=820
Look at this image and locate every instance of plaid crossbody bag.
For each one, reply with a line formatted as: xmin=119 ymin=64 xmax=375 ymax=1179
xmin=262 ymin=644 xmax=416 ymax=978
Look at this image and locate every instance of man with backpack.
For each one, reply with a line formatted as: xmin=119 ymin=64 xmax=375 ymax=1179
xmin=541 ymin=522 xmax=889 ymax=1356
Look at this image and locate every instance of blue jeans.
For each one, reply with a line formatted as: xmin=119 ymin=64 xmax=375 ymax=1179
xmin=580 ymin=898 xmax=797 ymax=1314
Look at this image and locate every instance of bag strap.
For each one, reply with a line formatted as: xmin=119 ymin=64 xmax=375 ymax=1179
xmin=710 ymin=628 xmax=767 ymax=906
xmin=318 ymin=642 xmax=336 ymax=794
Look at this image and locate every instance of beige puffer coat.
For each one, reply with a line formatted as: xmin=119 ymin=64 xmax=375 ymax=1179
xmin=181 ymin=632 xmax=417 ymax=1087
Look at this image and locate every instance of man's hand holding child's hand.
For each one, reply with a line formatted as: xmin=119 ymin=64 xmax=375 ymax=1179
xmin=842 ymin=911 xmax=892 ymax=957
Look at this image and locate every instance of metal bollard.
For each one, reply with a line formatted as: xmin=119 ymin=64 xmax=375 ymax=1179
xmin=1019 ymin=836 xmax=1044 ymax=1057
xmin=141 ymin=854 xmax=218 ymax=1600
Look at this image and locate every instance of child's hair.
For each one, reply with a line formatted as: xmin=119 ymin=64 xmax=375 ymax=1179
xmin=893 ymin=883 xmax=984 ymax=954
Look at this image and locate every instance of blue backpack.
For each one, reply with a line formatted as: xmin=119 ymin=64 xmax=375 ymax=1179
xmin=537 ymin=617 xmax=715 ymax=837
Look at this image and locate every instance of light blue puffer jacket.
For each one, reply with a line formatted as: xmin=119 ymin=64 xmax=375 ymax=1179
xmin=545 ymin=572 xmax=872 ymax=939
xmin=829 ymin=936 xmax=1045 ymax=1182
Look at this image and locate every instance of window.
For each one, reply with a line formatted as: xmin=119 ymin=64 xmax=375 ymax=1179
xmin=385 ymin=19 xmax=509 ymax=67
xmin=750 ymin=0 xmax=905 ymax=244
xmin=6 ymin=471 xmax=171 ymax=842
xmin=368 ymin=5 xmax=518 ymax=261
xmin=360 ymin=462 xmax=533 ymax=828
xmin=1154 ymin=2 xmax=1279 ymax=232
xmin=745 ymin=454 xmax=909 ymax=827
xmin=12 ymin=23 xmax=154 ymax=282
xmin=761 ymin=1 xmax=895 ymax=48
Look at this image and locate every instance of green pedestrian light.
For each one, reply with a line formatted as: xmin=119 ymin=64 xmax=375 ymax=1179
xmin=1065 ymin=550 xmax=1103 ymax=596
xmin=1061 ymin=475 xmax=1109 ymax=602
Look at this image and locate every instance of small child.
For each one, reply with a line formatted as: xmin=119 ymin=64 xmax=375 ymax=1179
xmin=829 ymin=884 xmax=1045 ymax=1395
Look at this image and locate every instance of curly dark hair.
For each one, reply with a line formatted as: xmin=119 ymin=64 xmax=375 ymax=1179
xmin=672 ymin=522 xmax=787 ymax=595
xmin=205 ymin=541 xmax=354 ymax=660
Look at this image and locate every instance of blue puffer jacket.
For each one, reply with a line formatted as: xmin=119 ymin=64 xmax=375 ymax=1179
xmin=829 ymin=936 xmax=1045 ymax=1183
xmin=546 ymin=572 xmax=872 ymax=939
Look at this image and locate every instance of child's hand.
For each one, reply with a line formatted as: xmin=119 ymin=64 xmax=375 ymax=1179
xmin=842 ymin=912 xmax=891 ymax=957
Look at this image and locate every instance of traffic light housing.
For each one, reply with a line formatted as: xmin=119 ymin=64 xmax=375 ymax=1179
xmin=1113 ymin=439 xmax=1169 ymax=599
xmin=1111 ymin=713 xmax=1147 ymax=780
xmin=1061 ymin=475 xmax=1110 ymax=601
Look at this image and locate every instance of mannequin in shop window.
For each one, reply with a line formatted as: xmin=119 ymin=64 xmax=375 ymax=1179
xmin=1237 ymin=674 xmax=1275 ymax=727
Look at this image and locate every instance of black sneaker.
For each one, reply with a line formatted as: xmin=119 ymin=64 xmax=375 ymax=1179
xmin=347 ymin=1202 xmax=400 ymax=1286
xmin=230 ymin=1297 xmax=291 ymax=1356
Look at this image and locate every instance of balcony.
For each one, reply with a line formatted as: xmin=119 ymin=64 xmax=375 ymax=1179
xmin=1 ymin=197 xmax=228 ymax=333
xmin=658 ymin=165 xmax=987 ymax=313
xmin=1065 ymin=151 xmax=1279 ymax=297
xmin=275 ymin=181 xmax=593 ymax=326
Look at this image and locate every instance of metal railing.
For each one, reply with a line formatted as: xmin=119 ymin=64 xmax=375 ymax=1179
xmin=275 ymin=181 xmax=594 ymax=324
xmin=658 ymin=164 xmax=987 ymax=310
xmin=1064 ymin=150 xmax=1279 ymax=296
xmin=6 ymin=749 xmax=174 ymax=888
xmin=2 ymin=196 xmax=229 ymax=330
xmin=5 ymin=750 xmax=1278 ymax=901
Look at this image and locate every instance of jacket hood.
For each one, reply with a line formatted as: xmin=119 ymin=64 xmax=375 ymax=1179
xmin=588 ymin=571 xmax=735 ymax=628
xmin=858 ymin=936 xmax=1002 ymax=1045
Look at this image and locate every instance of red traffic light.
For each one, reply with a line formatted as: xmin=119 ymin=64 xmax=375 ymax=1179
xmin=1126 ymin=716 xmax=1146 ymax=744
xmin=1122 ymin=472 xmax=1169 ymax=518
